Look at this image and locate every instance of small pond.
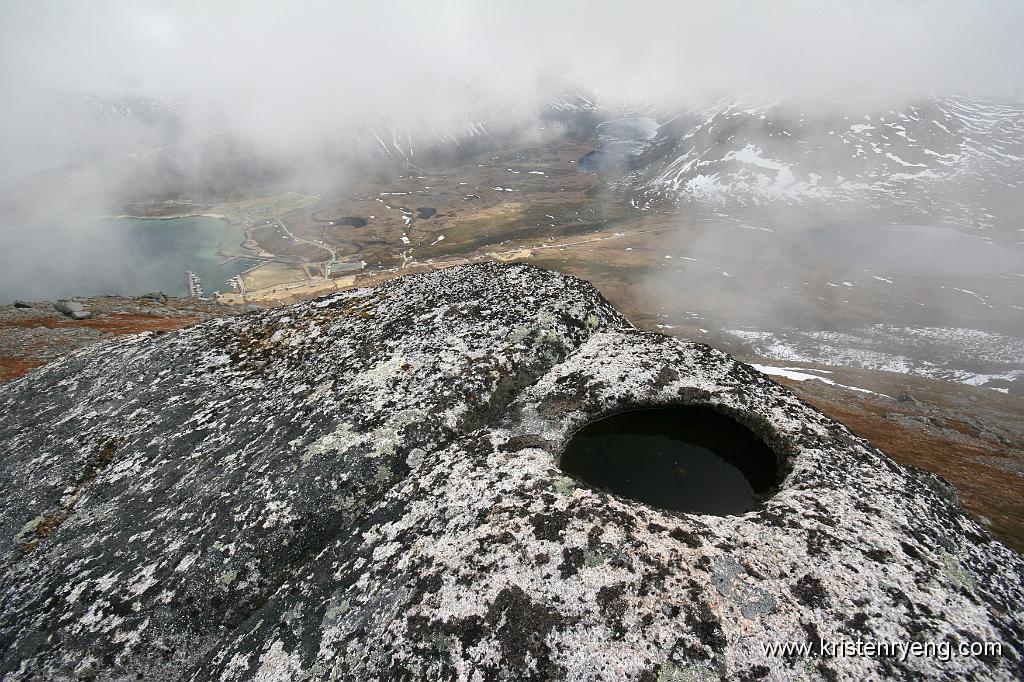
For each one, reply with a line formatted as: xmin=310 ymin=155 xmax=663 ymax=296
xmin=330 ymin=217 xmax=368 ymax=228
xmin=579 ymin=116 xmax=659 ymax=173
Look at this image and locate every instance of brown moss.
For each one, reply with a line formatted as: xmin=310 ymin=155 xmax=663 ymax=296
xmin=0 ymin=358 xmax=47 ymax=383
xmin=795 ymin=393 xmax=1024 ymax=554
xmin=0 ymin=312 xmax=212 ymax=383
xmin=2 ymin=307 xmax=221 ymax=335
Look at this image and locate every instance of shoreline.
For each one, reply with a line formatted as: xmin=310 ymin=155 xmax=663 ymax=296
xmin=107 ymin=211 xmax=264 ymax=275
xmin=106 ymin=212 xmax=228 ymax=221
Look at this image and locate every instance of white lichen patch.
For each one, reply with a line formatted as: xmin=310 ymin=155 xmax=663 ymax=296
xmin=127 ymin=563 xmax=160 ymax=598
xmin=303 ymin=422 xmax=360 ymax=463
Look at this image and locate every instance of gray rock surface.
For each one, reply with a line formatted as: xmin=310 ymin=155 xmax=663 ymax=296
xmin=53 ymin=299 xmax=93 ymax=320
xmin=0 ymin=263 xmax=1021 ymax=681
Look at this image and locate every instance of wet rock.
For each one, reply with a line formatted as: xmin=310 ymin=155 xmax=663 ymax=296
xmin=141 ymin=292 xmax=169 ymax=303
xmin=0 ymin=263 xmax=1021 ymax=681
xmin=12 ymin=301 xmax=31 ymax=309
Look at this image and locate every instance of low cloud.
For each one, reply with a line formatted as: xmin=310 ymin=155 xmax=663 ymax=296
xmin=1 ymin=1 xmax=1022 ymax=179
xmin=1 ymin=1 xmax=1022 ymax=302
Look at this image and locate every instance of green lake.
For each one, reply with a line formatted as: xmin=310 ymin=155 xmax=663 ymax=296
xmin=0 ymin=217 xmax=262 ymax=301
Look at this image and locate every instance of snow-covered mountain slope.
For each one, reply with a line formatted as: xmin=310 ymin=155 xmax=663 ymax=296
xmin=626 ymin=96 xmax=1024 ymax=228
xmin=726 ymin=325 xmax=1024 ymax=392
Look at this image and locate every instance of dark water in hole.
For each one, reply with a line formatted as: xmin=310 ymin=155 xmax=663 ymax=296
xmin=560 ymin=407 xmax=778 ymax=516
xmin=416 ymin=207 xmax=437 ymax=219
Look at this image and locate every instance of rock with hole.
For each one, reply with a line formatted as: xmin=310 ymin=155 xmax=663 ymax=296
xmin=0 ymin=262 xmax=1021 ymax=681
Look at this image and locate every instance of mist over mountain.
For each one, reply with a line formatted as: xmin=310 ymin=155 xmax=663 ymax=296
xmin=2 ymin=4 xmax=1024 ymax=680
xmin=2 ymin=1 xmax=1023 ymax=188
xmin=1 ymin=1 xmax=1022 ymax=385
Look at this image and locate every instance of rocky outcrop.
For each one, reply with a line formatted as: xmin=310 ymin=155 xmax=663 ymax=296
xmin=53 ymin=299 xmax=93 ymax=320
xmin=0 ymin=263 xmax=1021 ymax=681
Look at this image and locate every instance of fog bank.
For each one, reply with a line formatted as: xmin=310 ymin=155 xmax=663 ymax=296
xmin=2 ymin=1 xmax=1023 ymax=179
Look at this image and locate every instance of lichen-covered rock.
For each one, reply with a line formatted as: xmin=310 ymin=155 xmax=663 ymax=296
xmin=0 ymin=262 xmax=1021 ymax=681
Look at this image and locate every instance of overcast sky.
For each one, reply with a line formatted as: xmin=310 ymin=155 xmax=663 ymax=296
xmin=1 ymin=0 xmax=1023 ymax=179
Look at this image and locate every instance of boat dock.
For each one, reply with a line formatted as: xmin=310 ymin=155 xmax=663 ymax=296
xmin=186 ymin=271 xmax=204 ymax=298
